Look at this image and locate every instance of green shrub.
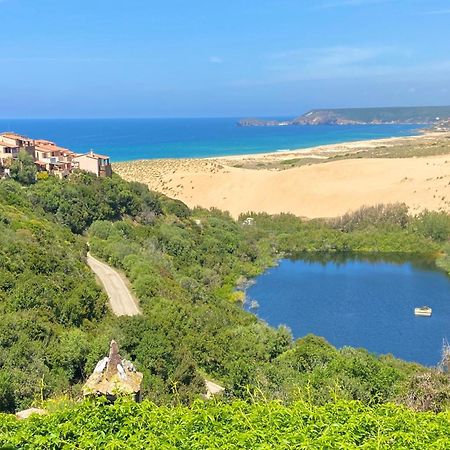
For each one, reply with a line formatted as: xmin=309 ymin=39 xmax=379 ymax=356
xmin=1 ymin=399 xmax=450 ymax=448
xmin=413 ymin=211 xmax=450 ymax=241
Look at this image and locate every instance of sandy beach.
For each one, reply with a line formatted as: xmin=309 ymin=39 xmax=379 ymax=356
xmin=114 ymin=131 xmax=450 ymax=219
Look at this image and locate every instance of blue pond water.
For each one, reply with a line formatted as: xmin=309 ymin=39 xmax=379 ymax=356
xmin=245 ymin=255 xmax=450 ymax=366
xmin=0 ymin=119 xmax=419 ymax=161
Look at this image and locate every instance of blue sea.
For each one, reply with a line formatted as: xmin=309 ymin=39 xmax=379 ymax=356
xmin=0 ymin=118 xmax=420 ymax=162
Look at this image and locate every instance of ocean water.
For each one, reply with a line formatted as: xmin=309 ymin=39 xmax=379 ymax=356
xmin=245 ymin=255 xmax=450 ymax=366
xmin=0 ymin=118 xmax=420 ymax=161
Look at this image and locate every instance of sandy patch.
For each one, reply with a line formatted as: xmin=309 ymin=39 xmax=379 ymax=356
xmin=114 ymin=132 xmax=450 ymax=219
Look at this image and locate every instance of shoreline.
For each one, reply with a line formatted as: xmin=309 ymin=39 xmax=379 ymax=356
xmin=114 ymin=127 xmax=432 ymax=164
xmin=206 ymin=129 xmax=436 ymax=162
xmin=113 ymin=130 xmax=450 ymax=219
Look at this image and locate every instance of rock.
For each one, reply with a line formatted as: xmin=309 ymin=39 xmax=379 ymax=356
xmin=204 ymin=380 xmax=225 ymax=399
xmin=83 ymin=340 xmax=143 ymax=402
xmin=15 ymin=408 xmax=47 ymax=420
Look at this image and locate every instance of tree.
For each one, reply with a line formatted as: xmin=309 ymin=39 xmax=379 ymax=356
xmin=10 ymin=150 xmax=37 ymax=185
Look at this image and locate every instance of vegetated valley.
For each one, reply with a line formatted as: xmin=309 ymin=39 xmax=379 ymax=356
xmin=1 ymin=162 xmax=450 ymax=446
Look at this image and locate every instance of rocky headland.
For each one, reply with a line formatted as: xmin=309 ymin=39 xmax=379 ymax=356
xmin=238 ymin=106 xmax=450 ymax=127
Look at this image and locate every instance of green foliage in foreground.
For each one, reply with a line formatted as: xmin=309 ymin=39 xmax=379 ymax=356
xmin=2 ymin=398 xmax=450 ymax=449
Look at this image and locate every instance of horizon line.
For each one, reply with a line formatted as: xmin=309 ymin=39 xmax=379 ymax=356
xmin=1 ymin=104 xmax=450 ymax=121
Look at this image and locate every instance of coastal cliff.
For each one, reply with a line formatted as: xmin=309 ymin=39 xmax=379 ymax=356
xmin=238 ymin=106 xmax=450 ymax=127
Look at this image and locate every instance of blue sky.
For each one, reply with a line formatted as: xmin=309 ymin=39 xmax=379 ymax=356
xmin=1 ymin=0 xmax=449 ymax=118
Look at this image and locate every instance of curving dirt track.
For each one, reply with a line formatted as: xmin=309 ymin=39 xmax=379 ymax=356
xmin=87 ymin=253 xmax=140 ymax=316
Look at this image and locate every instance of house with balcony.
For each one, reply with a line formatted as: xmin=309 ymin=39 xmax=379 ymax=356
xmin=34 ymin=139 xmax=76 ymax=177
xmin=73 ymin=150 xmax=112 ymax=177
xmin=0 ymin=139 xmax=19 ymax=167
xmin=0 ymin=131 xmax=112 ymax=178
xmin=0 ymin=132 xmax=35 ymax=156
xmin=0 ymin=132 xmax=35 ymax=178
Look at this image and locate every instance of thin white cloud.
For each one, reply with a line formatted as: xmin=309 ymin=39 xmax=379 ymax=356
xmin=209 ymin=56 xmax=223 ymax=64
xmin=230 ymin=45 xmax=450 ymax=87
xmin=265 ymin=46 xmax=403 ymax=80
xmin=268 ymin=46 xmax=393 ymax=66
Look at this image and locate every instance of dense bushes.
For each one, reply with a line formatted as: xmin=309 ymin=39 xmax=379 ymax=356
xmin=1 ymin=174 xmax=450 ymax=414
xmin=0 ymin=199 xmax=108 ymax=412
xmin=329 ymin=203 xmax=450 ymax=246
xmin=0 ymin=203 xmax=106 ymax=325
xmin=28 ymin=173 xmax=163 ymax=233
xmin=9 ymin=150 xmax=37 ymax=185
xmin=87 ymin=204 xmax=444 ymax=408
xmin=330 ymin=203 xmax=410 ymax=232
xmin=412 ymin=210 xmax=450 ymax=241
xmin=1 ymin=398 xmax=450 ymax=448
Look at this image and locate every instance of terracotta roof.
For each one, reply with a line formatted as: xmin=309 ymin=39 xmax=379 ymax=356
xmin=1 ymin=132 xmax=32 ymax=141
xmin=74 ymin=151 xmax=110 ymax=160
xmin=87 ymin=151 xmax=110 ymax=160
xmin=35 ymin=143 xmax=74 ymax=155
xmin=35 ymin=139 xmax=56 ymax=146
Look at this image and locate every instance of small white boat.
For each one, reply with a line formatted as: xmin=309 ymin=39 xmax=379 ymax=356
xmin=414 ymin=306 xmax=432 ymax=317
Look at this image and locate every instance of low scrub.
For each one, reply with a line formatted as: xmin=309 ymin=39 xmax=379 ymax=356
xmin=1 ymin=398 xmax=450 ymax=448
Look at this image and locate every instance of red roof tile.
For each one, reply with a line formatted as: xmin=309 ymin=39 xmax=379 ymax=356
xmin=1 ymin=132 xmax=32 ymax=141
xmin=76 ymin=151 xmax=110 ymax=160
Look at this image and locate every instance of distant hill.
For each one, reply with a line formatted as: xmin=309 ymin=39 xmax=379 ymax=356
xmin=238 ymin=106 xmax=450 ymax=127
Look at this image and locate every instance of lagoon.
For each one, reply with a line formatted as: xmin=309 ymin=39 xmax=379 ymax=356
xmin=245 ymin=255 xmax=450 ymax=366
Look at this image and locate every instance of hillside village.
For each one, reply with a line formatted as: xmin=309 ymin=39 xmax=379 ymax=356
xmin=0 ymin=132 xmax=112 ymax=179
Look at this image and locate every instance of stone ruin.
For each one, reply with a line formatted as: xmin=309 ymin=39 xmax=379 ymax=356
xmin=83 ymin=340 xmax=143 ymax=402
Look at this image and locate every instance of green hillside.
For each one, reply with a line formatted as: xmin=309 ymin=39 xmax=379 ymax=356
xmin=0 ymin=181 xmax=108 ymax=412
xmin=294 ymin=106 xmax=450 ymax=124
xmin=1 ymin=170 xmax=450 ymax=443
xmin=239 ymin=105 xmax=450 ymax=126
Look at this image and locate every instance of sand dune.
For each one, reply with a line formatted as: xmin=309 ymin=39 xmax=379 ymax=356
xmin=114 ymin=133 xmax=450 ymax=219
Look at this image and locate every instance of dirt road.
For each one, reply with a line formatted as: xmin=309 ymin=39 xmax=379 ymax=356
xmin=86 ymin=253 xmax=225 ymax=394
xmin=87 ymin=253 xmax=140 ymax=316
